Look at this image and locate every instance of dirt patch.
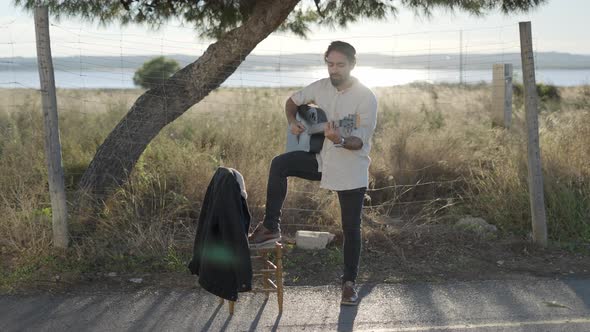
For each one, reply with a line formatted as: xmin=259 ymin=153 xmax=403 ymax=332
xmin=2 ymin=222 xmax=589 ymax=295
xmin=280 ymin=222 xmax=590 ymax=286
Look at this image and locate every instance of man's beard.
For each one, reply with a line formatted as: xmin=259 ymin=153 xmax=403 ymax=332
xmin=330 ymin=74 xmax=346 ymax=87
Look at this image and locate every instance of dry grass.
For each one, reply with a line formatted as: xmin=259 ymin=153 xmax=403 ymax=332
xmin=1 ymin=83 xmax=589 ymax=285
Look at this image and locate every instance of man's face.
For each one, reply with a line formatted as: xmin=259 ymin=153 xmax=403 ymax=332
xmin=326 ymin=51 xmax=354 ymax=87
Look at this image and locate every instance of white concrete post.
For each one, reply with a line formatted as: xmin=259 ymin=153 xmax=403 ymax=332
xmin=492 ymin=64 xmax=513 ymax=128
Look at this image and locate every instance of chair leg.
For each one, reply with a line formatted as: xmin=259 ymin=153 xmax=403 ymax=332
xmin=220 ymin=297 xmax=235 ymax=314
xmin=262 ymin=252 xmax=270 ymax=299
xmin=229 ymin=301 xmax=235 ymax=315
xmin=276 ymin=243 xmax=284 ymax=313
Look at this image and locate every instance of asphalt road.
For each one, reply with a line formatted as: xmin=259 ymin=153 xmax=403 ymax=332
xmin=1 ymin=277 xmax=589 ymax=331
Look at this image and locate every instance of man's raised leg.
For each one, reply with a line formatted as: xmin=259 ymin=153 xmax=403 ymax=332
xmin=249 ymin=151 xmax=321 ymax=247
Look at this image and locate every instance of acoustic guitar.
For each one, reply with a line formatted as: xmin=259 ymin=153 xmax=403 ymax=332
xmin=285 ymin=104 xmax=360 ymax=153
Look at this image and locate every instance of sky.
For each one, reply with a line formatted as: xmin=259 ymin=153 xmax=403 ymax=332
xmin=1 ymin=0 xmax=589 ymax=58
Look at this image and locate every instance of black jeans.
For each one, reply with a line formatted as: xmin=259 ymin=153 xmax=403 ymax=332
xmin=263 ymin=151 xmax=366 ymax=283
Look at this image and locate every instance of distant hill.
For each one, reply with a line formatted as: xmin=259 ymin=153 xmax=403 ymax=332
xmin=1 ymin=52 xmax=589 ymax=71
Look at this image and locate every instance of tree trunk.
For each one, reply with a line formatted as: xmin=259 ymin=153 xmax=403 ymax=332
xmin=78 ymin=0 xmax=301 ymax=201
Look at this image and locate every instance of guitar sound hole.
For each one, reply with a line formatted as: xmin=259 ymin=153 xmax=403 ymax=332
xmin=310 ymin=111 xmax=317 ymax=122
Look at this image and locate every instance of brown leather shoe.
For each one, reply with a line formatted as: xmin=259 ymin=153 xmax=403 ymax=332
xmin=341 ymin=281 xmax=359 ymax=306
xmin=248 ymin=223 xmax=281 ymax=248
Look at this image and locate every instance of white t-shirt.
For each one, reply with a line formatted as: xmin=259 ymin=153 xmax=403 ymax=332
xmin=290 ymin=77 xmax=378 ymax=191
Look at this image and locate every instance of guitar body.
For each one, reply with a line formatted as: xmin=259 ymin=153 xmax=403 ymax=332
xmin=285 ymin=105 xmax=327 ymax=153
xmin=285 ymin=105 xmax=359 ymax=153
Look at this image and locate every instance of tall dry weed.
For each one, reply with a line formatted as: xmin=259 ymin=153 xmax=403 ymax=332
xmin=1 ymin=84 xmax=589 ymax=272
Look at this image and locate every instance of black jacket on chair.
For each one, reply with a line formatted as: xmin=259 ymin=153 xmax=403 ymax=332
xmin=188 ymin=167 xmax=252 ymax=301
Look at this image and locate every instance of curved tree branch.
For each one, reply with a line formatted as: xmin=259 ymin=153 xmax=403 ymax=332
xmin=78 ymin=0 xmax=301 ymax=201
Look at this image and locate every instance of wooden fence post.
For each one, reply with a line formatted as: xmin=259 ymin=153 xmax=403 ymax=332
xmin=491 ymin=64 xmax=513 ymax=128
xmin=34 ymin=6 xmax=69 ymax=248
xmin=519 ymin=21 xmax=547 ymax=247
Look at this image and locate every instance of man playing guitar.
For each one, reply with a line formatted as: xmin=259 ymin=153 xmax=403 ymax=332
xmin=248 ymin=41 xmax=378 ymax=306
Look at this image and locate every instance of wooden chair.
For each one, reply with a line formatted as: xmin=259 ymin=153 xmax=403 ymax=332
xmin=219 ymin=242 xmax=284 ymax=314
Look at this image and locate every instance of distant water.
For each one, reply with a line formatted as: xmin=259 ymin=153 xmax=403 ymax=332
xmin=1 ymin=67 xmax=589 ymax=89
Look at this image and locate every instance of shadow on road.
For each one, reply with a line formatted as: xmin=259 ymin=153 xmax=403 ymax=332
xmin=337 ymin=283 xmax=376 ymax=331
xmin=201 ymin=302 xmax=223 ymax=332
xmin=248 ymin=297 xmax=268 ymax=331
